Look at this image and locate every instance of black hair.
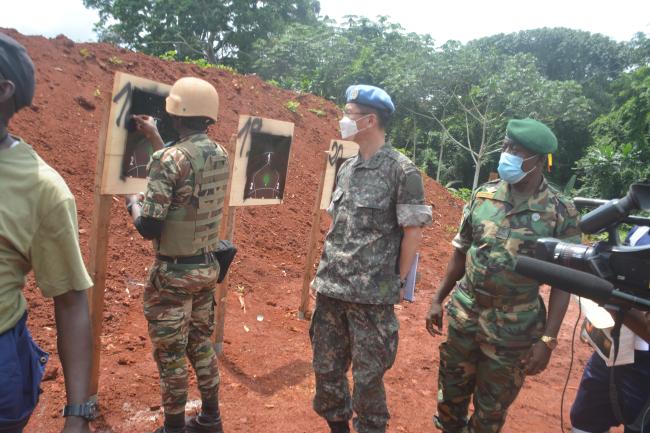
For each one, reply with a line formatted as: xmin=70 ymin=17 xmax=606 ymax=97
xmin=357 ymin=103 xmax=391 ymax=129
xmin=174 ymin=115 xmax=215 ymax=132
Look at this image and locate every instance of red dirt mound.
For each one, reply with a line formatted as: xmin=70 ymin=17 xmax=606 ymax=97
xmin=2 ymin=28 xmax=600 ymax=433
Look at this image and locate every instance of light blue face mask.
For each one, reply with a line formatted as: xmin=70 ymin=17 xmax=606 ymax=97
xmin=497 ymin=152 xmax=537 ymax=184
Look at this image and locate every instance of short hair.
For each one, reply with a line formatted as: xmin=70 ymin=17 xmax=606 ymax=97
xmin=175 ymin=115 xmax=215 ymax=131
xmin=357 ymin=103 xmax=391 ymax=129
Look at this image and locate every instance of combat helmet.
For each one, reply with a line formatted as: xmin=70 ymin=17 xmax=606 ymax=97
xmin=166 ymin=77 xmax=219 ymax=122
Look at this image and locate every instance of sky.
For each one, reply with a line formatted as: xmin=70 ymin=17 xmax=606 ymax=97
xmin=2 ymin=0 xmax=649 ymax=45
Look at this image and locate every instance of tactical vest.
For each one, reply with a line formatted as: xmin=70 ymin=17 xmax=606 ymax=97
xmin=156 ymin=137 xmax=228 ymax=257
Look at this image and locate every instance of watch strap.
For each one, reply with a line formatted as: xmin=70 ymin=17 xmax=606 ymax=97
xmin=62 ymin=400 xmax=97 ymax=420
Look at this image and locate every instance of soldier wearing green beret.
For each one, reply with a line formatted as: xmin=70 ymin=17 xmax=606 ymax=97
xmin=425 ymin=118 xmax=580 ymax=433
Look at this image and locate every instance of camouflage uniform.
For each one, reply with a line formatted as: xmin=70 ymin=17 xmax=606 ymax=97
xmin=141 ymin=133 xmax=229 ymax=416
xmin=311 ymin=144 xmax=432 ymax=433
xmin=435 ymin=178 xmax=580 ymax=433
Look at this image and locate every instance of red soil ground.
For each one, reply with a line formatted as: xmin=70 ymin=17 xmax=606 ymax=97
xmin=1 ymin=29 xmax=605 ymax=433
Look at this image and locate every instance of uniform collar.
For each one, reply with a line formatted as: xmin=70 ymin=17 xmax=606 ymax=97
xmin=492 ymin=178 xmax=552 ymax=213
xmin=352 ymin=143 xmax=391 ymax=169
xmin=170 ymin=132 xmax=208 ymax=147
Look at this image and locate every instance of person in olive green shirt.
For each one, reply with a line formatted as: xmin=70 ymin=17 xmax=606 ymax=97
xmin=0 ymin=33 xmax=95 ymax=433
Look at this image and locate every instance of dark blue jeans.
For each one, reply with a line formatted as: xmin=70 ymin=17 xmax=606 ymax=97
xmin=0 ymin=314 xmax=49 ymax=433
xmin=571 ymin=350 xmax=650 ymax=433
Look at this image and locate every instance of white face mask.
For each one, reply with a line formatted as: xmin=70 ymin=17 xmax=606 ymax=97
xmin=339 ymin=115 xmax=369 ymax=139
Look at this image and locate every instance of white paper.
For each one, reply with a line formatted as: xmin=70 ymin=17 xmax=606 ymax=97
xmin=403 ymin=253 xmax=419 ymax=302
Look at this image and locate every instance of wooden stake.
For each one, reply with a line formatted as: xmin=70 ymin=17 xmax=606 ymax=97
xmin=298 ymin=154 xmax=329 ymax=319
xmin=214 ymin=146 xmax=236 ymax=354
xmin=88 ymin=98 xmax=113 ymax=396
xmin=214 ymin=206 xmax=236 ymax=354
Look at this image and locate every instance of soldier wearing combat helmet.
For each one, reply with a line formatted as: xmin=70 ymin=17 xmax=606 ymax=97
xmin=310 ymin=85 xmax=433 ymax=433
xmin=126 ymin=77 xmax=228 ymax=433
xmin=425 ymin=118 xmax=580 ymax=433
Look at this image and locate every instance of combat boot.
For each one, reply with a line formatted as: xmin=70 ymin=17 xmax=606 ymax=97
xmin=185 ymin=413 xmax=224 ymax=433
xmin=150 ymin=413 xmax=186 ymax=433
xmin=327 ymin=420 xmax=350 ymax=433
xmin=150 ymin=427 xmax=185 ymax=433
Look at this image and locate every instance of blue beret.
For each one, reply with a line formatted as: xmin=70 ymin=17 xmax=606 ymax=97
xmin=345 ymin=85 xmax=395 ymax=114
xmin=0 ymin=33 xmax=35 ymax=112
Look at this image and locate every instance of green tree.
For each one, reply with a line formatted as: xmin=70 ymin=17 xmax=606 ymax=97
xmin=83 ymin=0 xmax=320 ymax=69
xmin=252 ymin=19 xmax=620 ymax=191
xmin=576 ymin=66 xmax=650 ymax=198
xmin=629 ymin=32 xmax=650 ymax=68
xmin=253 ymin=16 xmax=437 ymax=103
xmin=469 ymin=28 xmax=630 ymax=112
xmin=412 ymin=50 xmax=591 ymax=190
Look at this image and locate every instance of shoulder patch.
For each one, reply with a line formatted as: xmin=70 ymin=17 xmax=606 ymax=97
xmin=476 ymin=191 xmax=495 ymax=199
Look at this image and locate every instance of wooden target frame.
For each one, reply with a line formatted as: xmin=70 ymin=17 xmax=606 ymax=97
xmin=229 ymin=115 xmax=294 ymax=206
xmin=101 ymin=72 xmax=172 ymax=195
xmin=319 ymin=140 xmax=359 ymax=210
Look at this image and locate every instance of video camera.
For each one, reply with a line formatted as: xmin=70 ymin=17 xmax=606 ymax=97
xmin=514 ymin=183 xmax=650 ymax=311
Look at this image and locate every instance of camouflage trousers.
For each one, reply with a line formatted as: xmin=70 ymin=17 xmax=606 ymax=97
xmin=434 ymin=325 xmax=530 ymax=433
xmin=144 ymin=260 xmax=221 ymax=415
xmin=310 ymin=294 xmax=399 ymax=433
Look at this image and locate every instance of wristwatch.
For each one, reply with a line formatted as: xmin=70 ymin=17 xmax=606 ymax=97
xmin=62 ymin=399 xmax=99 ymax=421
xmin=540 ymin=335 xmax=558 ymax=350
xmin=399 ymin=278 xmax=407 ymax=289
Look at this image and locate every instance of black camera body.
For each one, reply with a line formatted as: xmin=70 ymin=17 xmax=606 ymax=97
xmin=514 ymin=183 xmax=650 ymax=311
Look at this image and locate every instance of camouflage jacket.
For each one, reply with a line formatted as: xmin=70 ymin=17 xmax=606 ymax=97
xmin=447 ymin=178 xmax=580 ymax=346
xmin=313 ymin=144 xmax=433 ymax=305
xmin=141 ymin=133 xmax=228 ymax=256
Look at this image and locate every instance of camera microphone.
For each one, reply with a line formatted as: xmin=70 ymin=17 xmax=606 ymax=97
xmin=579 ymin=194 xmax=635 ymax=234
xmin=515 ymin=255 xmax=614 ymax=301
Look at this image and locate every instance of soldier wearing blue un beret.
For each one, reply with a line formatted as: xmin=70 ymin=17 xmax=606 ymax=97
xmin=310 ymin=85 xmax=432 ymax=433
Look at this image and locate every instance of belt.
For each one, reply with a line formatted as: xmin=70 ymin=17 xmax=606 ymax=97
xmin=156 ymin=252 xmax=215 ymax=265
xmin=472 ymin=288 xmax=538 ymax=313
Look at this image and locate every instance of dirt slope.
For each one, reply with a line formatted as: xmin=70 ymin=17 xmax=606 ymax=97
xmin=0 ymin=29 xmax=600 ymax=433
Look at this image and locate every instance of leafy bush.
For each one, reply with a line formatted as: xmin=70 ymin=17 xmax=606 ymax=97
xmin=285 ymin=101 xmax=300 ymax=113
xmin=159 ymin=50 xmax=177 ymax=61
xmin=158 ymin=50 xmax=237 ymax=73
xmin=447 ymin=187 xmax=472 ymax=202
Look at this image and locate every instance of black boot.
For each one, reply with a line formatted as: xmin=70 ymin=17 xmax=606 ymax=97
xmin=151 ymin=413 xmax=186 ymax=433
xmin=327 ymin=420 xmax=350 ymax=433
xmin=150 ymin=428 xmax=185 ymax=433
xmin=185 ymin=413 xmax=224 ymax=433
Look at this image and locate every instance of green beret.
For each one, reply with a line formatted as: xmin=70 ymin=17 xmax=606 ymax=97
xmin=506 ymin=118 xmax=557 ymax=154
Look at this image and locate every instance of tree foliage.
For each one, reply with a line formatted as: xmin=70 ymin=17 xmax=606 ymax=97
xmin=576 ymin=67 xmax=650 ymax=198
xmin=83 ymin=0 xmax=320 ymax=69
xmin=254 ymin=22 xmax=608 ymax=190
xmin=82 ymin=0 xmax=649 ymax=196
